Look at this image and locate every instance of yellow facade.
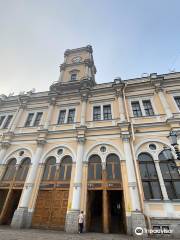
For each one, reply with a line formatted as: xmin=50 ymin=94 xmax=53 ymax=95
xmin=0 ymin=45 xmax=180 ymax=237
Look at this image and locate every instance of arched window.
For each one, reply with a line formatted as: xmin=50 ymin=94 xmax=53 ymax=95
xmin=42 ymin=157 xmax=56 ymax=181
xmin=88 ymin=155 xmax=102 ymax=180
xmin=138 ymin=153 xmax=162 ymax=200
xmin=2 ymin=158 xmax=17 ymax=181
xmin=159 ymin=151 xmax=180 ymax=199
xmin=58 ymin=156 xmax=72 ymax=181
xmin=106 ymin=154 xmax=121 ymax=180
xmin=16 ymin=157 xmax=31 ymax=181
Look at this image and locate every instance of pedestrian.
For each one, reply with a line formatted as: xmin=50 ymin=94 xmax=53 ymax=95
xmin=78 ymin=211 xmax=84 ymax=233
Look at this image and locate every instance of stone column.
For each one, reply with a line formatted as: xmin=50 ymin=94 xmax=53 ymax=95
xmin=122 ymin=135 xmax=140 ymax=211
xmin=156 ymin=88 xmax=173 ymax=118
xmin=122 ymin=134 xmax=147 ymax=236
xmin=11 ymin=139 xmax=46 ymax=228
xmin=44 ymin=97 xmax=56 ymax=129
xmin=154 ymin=160 xmax=168 ymax=200
xmin=0 ymin=142 xmax=10 ymax=164
xmin=80 ymin=95 xmax=88 ymax=126
xmin=65 ymin=136 xmax=85 ymax=233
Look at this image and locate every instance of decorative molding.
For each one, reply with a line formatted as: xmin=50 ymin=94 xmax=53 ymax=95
xmin=121 ymin=133 xmax=131 ymax=142
xmin=73 ymin=182 xmax=82 ymax=188
xmin=0 ymin=141 xmax=10 ymax=149
xmin=36 ymin=139 xmax=46 ymax=146
xmin=48 ymin=96 xmax=56 ymax=106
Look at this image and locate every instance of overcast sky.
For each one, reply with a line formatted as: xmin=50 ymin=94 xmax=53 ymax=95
xmin=0 ymin=0 xmax=180 ymax=96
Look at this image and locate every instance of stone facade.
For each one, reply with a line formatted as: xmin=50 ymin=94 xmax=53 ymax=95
xmin=0 ymin=45 xmax=180 ymax=238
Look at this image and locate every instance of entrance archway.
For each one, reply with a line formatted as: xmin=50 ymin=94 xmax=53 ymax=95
xmin=87 ymin=154 xmax=126 ymax=233
xmin=0 ymin=157 xmax=31 ymax=225
xmin=32 ymin=155 xmax=72 ymax=230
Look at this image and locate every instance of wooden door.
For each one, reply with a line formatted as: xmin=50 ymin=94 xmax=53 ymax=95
xmin=50 ymin=190 xmax=69 ymax=230
xmin=32 ymin=189 xmax=69 ymax=229
xmin=32 ymin=190 xmax=52 ymax=228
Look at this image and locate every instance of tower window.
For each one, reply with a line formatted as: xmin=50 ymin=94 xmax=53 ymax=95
xmin=174 ymin=97 xmax=180 ymax=110
xmin=131 ymin=101 xmax=142 ymax=117
xmin=143 ymin=100 xmax=154 ymax=116
xmin=71 ymin=73 xmax=77 ymax=81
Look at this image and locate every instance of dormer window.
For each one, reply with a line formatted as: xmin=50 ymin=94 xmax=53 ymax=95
xmin=71 ymin=73 xmax=77 ymax=81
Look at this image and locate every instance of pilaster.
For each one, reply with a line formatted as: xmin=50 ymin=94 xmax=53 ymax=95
xmin=113 ymin=78 xmax=126 ymax=122
xmin=150 ymin=74 xmax=173 ymax=118
xmin=43 ymin=95 xmax=56 ymax=129
xmin=65 ymin=128 xmax=86 ymax=233
xmin=11 ymin=138 xmax=46 ymax=229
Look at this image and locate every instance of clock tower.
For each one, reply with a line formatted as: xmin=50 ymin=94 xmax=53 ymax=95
xmin=50 ymin=45 xmax=96 ymax=93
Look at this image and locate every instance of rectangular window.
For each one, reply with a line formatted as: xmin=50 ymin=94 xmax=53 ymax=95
xmin=71 ymin=73 xmax=77 ymax=81
xmin=25 ymin=113 xmax=34 ymax=127
xmin=93 ymin=106 xmax=101 ymax=121
xmin=67 ymin=109 xmax=75 ymax=123
xmin=174 ymin=97 xmax=180 ymax=110
xmin=0 ymin=116 xmax=5 ymax=127
xmin=103 ymin=105 xmax=112 ymax=120
xmin=143 ymin=100 xmax=154 ymax=116
xmin=131 ymin=101 xmax=142 ymax=117
xmin=58 ymin=110 xmax=66 ymax=124
xmin=3 ymin=115 xmax=13 ymax=129
xmin=33 ymin=112 xmax=43 ymax=126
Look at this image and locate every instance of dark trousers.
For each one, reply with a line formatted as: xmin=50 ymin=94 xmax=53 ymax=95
xmin=79 ymin=223 xmax=83 ymax=233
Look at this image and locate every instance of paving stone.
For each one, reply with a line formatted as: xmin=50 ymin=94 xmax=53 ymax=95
xmin=0 ymin=226 xmax=177 ymax=240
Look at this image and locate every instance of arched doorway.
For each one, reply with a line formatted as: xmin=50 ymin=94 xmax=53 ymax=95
xmin=0 ymin=157 xmax=31 ymax=225
xmin=32 ymin=155 xmax=72 ymax=230
xmin=87 ymin=153 xmax=125 ymax=233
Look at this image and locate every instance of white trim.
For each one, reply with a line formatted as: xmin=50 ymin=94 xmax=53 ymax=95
xmin=24 ymin=111 xmax=44 ymax=127
xmin=129 ymin=96 xmax=157 ymax=118
xmin=0 ymin=113 xmax=14 ymax=129
xmin=39 ymin=144 xmax=76 ymax=164
xmin=135 ymin=138 xmax=176 ymax=160
xmin=84 ymin=142 xmax=125 ymax=163
xmin=57 ymin=106 xmax=77 ymax=124
xmin=92 ymin=102 xmax=113 ymax=121
xmin=3 ymin=147 xmax=33 ymax=165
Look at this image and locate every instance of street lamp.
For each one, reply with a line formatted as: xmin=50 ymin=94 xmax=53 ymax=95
xmin=168 ymin=131 xmax=178 ymax=146
xmin=167 ymin=131 xmax=180 ymax=160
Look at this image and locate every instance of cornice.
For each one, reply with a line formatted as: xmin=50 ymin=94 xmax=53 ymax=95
xmin=64 ymin=45 xmax=93 ymax=56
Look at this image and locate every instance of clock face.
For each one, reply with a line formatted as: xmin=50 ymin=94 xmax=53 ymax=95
xmin=72 ymin=56 xmax=82 ymax=63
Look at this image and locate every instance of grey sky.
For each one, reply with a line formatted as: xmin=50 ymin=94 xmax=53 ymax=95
xmin=0 ymin=0 xmax=180 ymax=95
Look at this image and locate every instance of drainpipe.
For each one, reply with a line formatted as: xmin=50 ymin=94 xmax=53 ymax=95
xmin=122 ymin=82 xmax=151 ymax=229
